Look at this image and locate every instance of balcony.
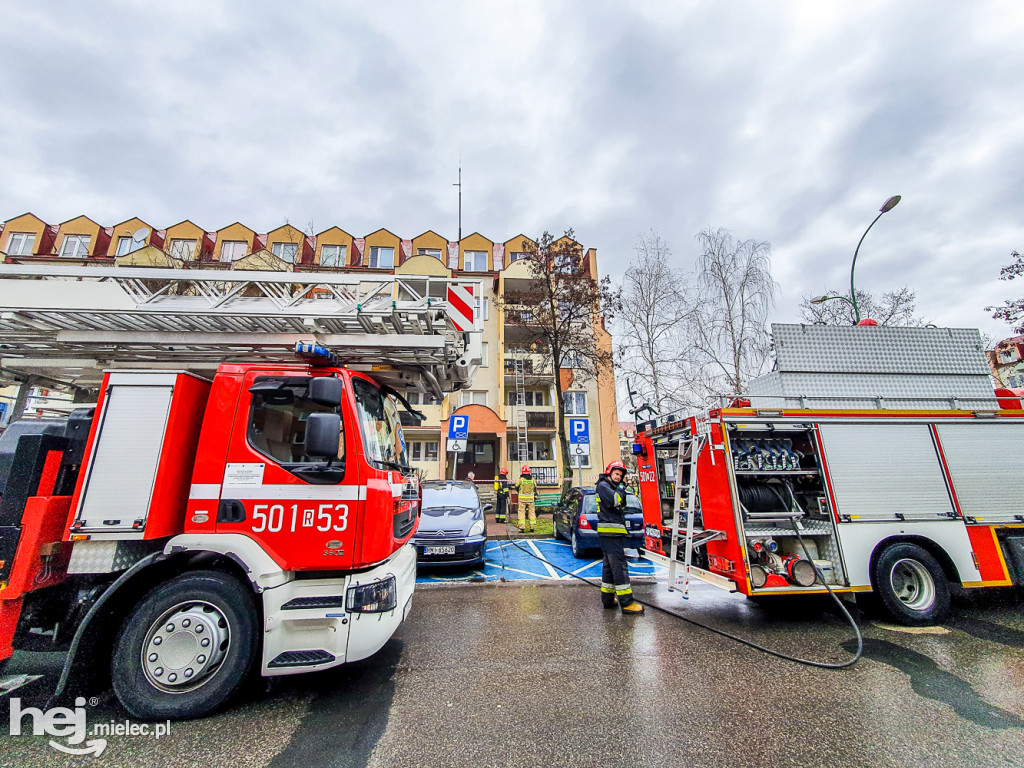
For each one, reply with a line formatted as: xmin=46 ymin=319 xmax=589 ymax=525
xmin=503 ymin=353 xmax=553 ymax=379
xmin=526 ymin=411 xmax=555 ymax=429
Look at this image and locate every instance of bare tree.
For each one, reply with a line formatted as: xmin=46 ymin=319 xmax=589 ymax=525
xmin=799 ymin=286 xmax=925 ymax=326
xmin=986 ymin=250 xmax=1024 ymax=333
xmin=680 ymin=227 xmax=777 ymax=399
xmin=615 ymin=231 xmax=690 ymax=414
xmin=500 ymin=229 xmax=620 ymax=477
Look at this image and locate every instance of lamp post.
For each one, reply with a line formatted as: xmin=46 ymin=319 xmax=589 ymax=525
xmin=848 ymin=195 xmax=901 ymax=322
xmin=810 ymin=195 xmax=901 ymax=324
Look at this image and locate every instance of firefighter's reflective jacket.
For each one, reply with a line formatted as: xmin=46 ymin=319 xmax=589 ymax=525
xmin=595 ymin=473 xmax=628 ymax=536
xmin=494 ymin=478 xmax=511 ymax=497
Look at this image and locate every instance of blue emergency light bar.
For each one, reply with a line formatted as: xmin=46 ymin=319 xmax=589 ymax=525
xmin=295 ymin=341 xmax=338 ymax=367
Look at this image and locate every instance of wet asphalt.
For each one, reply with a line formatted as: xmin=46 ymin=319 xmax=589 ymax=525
xmin=3 ymin=580 xmax=1024 ymax=768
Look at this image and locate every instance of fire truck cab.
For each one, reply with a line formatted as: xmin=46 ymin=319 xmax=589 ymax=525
xmin=634 ymin=324 xmax=1024 ymax=626
xmin=0 ymin=265 xmax=483 ymax=719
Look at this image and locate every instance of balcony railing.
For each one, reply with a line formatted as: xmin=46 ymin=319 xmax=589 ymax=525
xmin=526 ymin=411 xmax=555 ymax=429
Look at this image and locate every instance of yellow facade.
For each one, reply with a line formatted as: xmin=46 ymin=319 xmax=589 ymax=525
xmin=163 ymin=220 xmax=206 ymax=261
xmin=213 ymin=222 xmax=255 ymax=262
xmin=1 ymin=213 xmax=48 ymax=256
xmin=54 ymin=215 xmax=103 ymax=258
xmin=314 ymin=227 xmax=353 ymax=267
xmin=458 ymin=232 xmax=493 ymax=272
xmin=363 ymin=228 xmax=401 ymax=269
xmin=106 ymin=217 xmax=155 ymax=256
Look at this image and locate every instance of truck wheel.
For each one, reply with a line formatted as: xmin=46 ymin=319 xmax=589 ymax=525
xmin=111 ymin=570 xmax=259 ymax=720
xmin=872 ymin=543 xmax=951 ymax=626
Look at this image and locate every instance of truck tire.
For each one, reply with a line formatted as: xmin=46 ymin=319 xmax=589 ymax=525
xmin=111 ymin=570 xmax=259 ymax=720
xmin=872 ymin=543 xmax=951 ymax=626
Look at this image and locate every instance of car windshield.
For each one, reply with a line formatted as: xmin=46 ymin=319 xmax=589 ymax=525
xmin=352 ymin=378 xmax=410 ymax=471
xmin=583 ymin=494 xmax=642 ymax=513
xmin=422 ymin=483 xmax=479 ymax=511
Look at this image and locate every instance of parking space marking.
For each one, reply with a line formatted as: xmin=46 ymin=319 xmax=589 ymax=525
xmin=416 ymin=538 xmax=667 ymax=584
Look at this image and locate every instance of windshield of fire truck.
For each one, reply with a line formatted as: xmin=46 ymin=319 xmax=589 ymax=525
xmin=353 ymin=377 xmax=410 ymax=472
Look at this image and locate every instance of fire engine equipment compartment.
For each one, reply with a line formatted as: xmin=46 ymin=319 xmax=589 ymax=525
xmin=727 ymin=422 xmax=847 ymax=591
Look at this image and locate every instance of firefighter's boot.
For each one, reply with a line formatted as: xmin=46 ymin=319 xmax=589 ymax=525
xmin=620 ymin=600 xmax=645 ymax=615
xmin=601 ymin=593 xmax=617 ymax=609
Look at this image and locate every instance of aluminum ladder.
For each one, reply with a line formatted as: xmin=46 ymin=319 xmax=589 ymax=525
xmin=513 ymin=350 xmax=529 ymax=465
xmin=667 ymin=420 xmax=725 ymax=596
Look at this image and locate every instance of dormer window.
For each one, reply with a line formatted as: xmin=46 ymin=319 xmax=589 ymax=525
xmin=369 ymin=246 xmax=394 ymax=269
xmin=60 ymin=235 xmax=91 ymax=258
xmin=4 ymin=232 xmax=35 ymax=255
xmin=464 ymin=250 xmax=487 ymax=271
xmin=168 ymin=239 xmax=197 ymax=260
xmin=320 ymin=244 xmax=346 ymax=267
xmin=271 ymin=242 xmax=298 ymax=263
xmin=220 ymin=240 xmax=246 ymax=262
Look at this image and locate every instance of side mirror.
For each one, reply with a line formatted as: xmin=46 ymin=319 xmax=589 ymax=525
xmin=483 ymin=503 xmax=494 ymax=513
xmin=305 ymin=413 xmax=341 ymax=458
xmin=309 ymin=377 xmax=343 ymax=407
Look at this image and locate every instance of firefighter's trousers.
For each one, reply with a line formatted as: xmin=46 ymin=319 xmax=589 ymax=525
xmin=518 ymin=498 xmax=536 ymax=530
xmin=495 ymin=494 xmax=507 ymax=522
xmin=599 ymin=536 xmax=634 ymax=607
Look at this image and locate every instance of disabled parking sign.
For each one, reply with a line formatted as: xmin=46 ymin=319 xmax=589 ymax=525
xmin=568 ymin=418 xmax=590 ymax=456
xmin=447 ymin=414 xmax=469 ymax=453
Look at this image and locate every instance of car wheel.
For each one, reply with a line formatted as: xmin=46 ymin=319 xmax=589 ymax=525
xmin=111 ymin=570 xmax=259 ymax=720
xmin=872 ymin=543 xmax=951 ymax=626
xmin=552 ymin=519 xmax=562 ymax=540
xmin=571 ymin=529 xmax=587 ymax=559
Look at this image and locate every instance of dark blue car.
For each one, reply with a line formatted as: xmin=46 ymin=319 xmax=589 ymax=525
xmin=411 ymin=480 xmax=491 ymax=568
xmin=552 ymin=487 xmax=645 ymax=558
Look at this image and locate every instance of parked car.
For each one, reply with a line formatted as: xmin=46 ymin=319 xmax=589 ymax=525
xmin=552 ymin=487 xmax=645 ymax=558
xmin=411 ymin=480 xmax=492 ymax=567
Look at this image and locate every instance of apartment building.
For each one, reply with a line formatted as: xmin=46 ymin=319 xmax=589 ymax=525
xmin=987 ymin=335 xmax=1024 ymax=389
xmin=0 ymin=214 xmax=621 ymax=492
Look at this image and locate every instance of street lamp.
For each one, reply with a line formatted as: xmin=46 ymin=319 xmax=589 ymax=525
xmin=848 ymin=195 xmax=901 ymax=323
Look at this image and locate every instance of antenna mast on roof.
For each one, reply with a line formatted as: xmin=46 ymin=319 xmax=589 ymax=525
xmin=453 ymin=161 xmax=462 ymax=242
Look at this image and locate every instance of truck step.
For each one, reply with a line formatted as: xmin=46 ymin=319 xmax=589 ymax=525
xmin=267 ymin=650 xmax=336 ymax=668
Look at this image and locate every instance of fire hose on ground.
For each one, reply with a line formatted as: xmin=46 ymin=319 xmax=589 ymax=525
xmin=499 ymin=498 xmax=863 ymax=671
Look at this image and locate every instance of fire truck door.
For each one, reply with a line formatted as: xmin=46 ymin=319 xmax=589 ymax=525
xmin=217 ymin=374 xmax=357 ymax=571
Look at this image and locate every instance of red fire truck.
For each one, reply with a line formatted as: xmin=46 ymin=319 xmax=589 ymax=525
xmin=0 ymin=265 xmax=483 ymax=719
xmin=633 ymin=324 xmax=1024 ymax=626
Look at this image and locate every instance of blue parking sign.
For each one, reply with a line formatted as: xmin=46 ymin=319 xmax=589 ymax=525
xmin=448 ymin=414 xmax=469 ymax=440
xmin=568 ymin=418 xmax=589 ymax=444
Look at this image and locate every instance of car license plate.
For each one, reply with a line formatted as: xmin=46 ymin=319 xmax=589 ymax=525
xmin=424 ymin=545 xmax=456 ymax=555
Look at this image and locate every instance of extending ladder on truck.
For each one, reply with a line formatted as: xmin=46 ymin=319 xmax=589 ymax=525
xmin=667 ymin=418 xmax=727 ymax=597
xmin=0 ymin=264 xmax=484 ymax=398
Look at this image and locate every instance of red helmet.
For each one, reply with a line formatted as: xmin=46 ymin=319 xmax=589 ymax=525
xmin=606 ymin=460 xmax=627 ymax=475
xmin=520 ymin=464 xmax=531 ymax=474
xmin=500 ymin=467 xmax=509 ymax=476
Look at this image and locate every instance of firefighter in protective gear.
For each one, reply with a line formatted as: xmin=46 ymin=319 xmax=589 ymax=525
xmin=596 ymin=460 xmax=644 ymax=614
xmin=493 ymin=467 xmax=511 ymax=523
xmin=516 ymin=464 xmax=537 ymax=532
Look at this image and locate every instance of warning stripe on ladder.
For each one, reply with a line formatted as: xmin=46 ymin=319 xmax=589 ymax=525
xmin=447 ymin=284 xmax=475 ymax=331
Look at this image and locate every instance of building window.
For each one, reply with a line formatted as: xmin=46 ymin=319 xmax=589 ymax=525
xmin=168 ymin=238 xmax=197 ymax=260
xmin=425 ymin=441 xmax=439 ymax=460
xmin=115 ymin=236 xmax=133 ymax=256
xmin=271 ymin=242 xmax=298 ymax=263
xmin=509 ymin=251 xmax=528 ymax=263
xmin=561 ymin=350 xmax=585 ymax=368
xmin=220 ymin=240 xmax=246 ymax=262
xmin=406 ymin=391 xmax=439 ymax=406
xmin=5 ymin=232 xmax=35 ymax=255
xmin=369 ymin=246 xmax=394 ymax=269
xmin=568 ymin=454 xmax=591 ymax=469
xmin=410 ymin=442 xmax=423 ymax=461
xmin=320 ymin=244 xmax=346 ymax=267
xmin=464 ymin=250 xmax=488 ymax=271
xmin=461 ymin=391 xmax=488 ymax=407
xmin=59 ymin=235 xmax=91 ymax=258
xmin=508 ymin=439 xmax=552 ymax=462
xmin=480 ymin=342 xmax=489 ymax=367
xmin=417 ymin=247 xmax=442 ymax=259
xmin=507 ymin=390 xmax=546 ymax=406
xmin=563 ymin=392 xmax=587 ymax=415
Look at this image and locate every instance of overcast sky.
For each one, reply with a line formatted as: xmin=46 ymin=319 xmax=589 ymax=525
xmin=2 ymin=1 xmax=1022 ymax=338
